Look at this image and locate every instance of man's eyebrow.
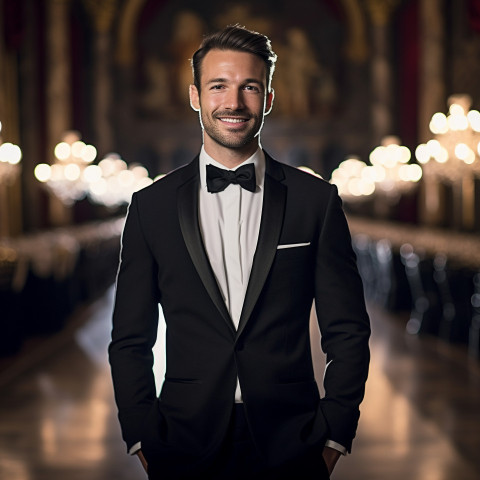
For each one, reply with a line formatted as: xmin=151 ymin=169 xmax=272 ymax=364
xmin=205 ymin=78 xmax=264 ymax=87
xmin=206 ymin=77 xmax=228 ymax=85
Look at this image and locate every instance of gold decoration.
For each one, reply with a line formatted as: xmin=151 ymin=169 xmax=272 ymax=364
xmin=340 ymin=0 xmax=369 ymax=63
xmin=365 ymin=0 xmax=401 ymax=26
xmin=83 ymin=0 xmax=118 ymax=33
xmin=115 ymin=0 xmax=147 ymax=66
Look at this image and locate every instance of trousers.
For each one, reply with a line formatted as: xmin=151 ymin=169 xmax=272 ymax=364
xmin=148 ymin=404 xmax=330 ymax=480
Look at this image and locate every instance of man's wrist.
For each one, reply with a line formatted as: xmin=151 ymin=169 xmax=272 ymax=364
xmin=322 ymin=445 xmax=341 ymax=475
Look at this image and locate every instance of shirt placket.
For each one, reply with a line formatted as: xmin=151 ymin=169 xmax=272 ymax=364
xmin=222 ymin=184 xmax=243 ymax=329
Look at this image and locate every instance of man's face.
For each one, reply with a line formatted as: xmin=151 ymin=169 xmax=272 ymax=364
xmin=189 ymin=49 xmax=273 ymax=160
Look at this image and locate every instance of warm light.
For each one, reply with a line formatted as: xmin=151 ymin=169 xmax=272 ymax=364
xmin=449 ymin=103 xmax=465 ymax=116
xmin=415 ymin=144 xmax=430 ymax=164
xmin=467 ymin=110 xmax=480 ymax=132
xmin=426 ymin=139 xmax=441 ymax=157
xmin=0 ymin=120 xmax=23 ymax=186
xmin=82 ymin=144 xmax=97 ymax=163
xmin=37 ymin=131 xmax=102 ymax=204
xmin=64 ymin=163 xmax=81 ymax=181
xmin=347 ymin=178 xmax=363 ymax=196
xmin=82 ymin=164 xmax=102 ymax=183
xmin=118 ymin=169 xmax=134 ymax=187
xmin=419 ymin=95 xmax=480 ymax=184
xmin=448 ymin=112 xmax=469 ymax=131
xmin=90 ymin=177 xmax=107 ymax=195
xmin=50 ymin=163 xmax=64 ymax=181
xmin=134 ymin=177 xmax=154 ymax=191
xmin=434 ymin=147 xmax=448 ymax=163
xmin=399 ymin=163 xmax=422 ymax=182
xmin=409 ymin=164 xmax=423 ymax=181
xmin=358 ymin=179 xmax=375 ymax=195
xmin=399 ymin=145 xmax=411 ymax=163
xmin=330 ymin=157 xmax=375 ymax=200
xmin=455 ymin=144 xmax=476 ymax=164
xmin=429 ymin=112 xmax=448 ymax=134
xmin=361 ymin=165 xmax=384 ymax=182
xmin=0 ymin=142 xmax=22 ymax=164
xmin=464 ymin=150 xmax=476 ymax=164
xmin=369 ymin=146 xmax=384 ymax=166
xmin=34 ymin=163 xmax=52 ymax=182
xmin=54 ymin=142 xmax=71 ymax=161
xmin=71 ymin=140 xmax=86 ymax=158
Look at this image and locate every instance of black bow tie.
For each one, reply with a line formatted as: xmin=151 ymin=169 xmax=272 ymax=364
xmin=206 ymin=163 xmax=256 ymax=193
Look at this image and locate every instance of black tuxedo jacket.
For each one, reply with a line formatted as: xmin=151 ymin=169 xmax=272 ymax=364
xmin=109 ymin=152 xmax=370 ymax=475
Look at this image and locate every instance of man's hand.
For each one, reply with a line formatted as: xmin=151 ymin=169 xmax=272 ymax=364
xmin=137 ymin=450 xmax=148 ymax=473
xmin=322 ymin=446 xmax=341 ymax=476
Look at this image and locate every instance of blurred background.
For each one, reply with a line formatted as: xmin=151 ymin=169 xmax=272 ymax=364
xmin=0 ymin=1 xmax=479 ymax=479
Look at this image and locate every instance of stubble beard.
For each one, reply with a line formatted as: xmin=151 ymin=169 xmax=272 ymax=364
xmin=201 ymin=110 xmax=264 ymax=150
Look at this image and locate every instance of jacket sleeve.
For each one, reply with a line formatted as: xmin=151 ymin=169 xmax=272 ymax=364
xmin=108 ymin=193 xmax=160 ymax=451
xmin=315 ymin=185 xmax=370 ymax=453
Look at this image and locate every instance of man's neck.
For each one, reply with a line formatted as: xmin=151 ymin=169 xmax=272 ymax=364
xmin=203 ymin=140 xmax=260 ymax=169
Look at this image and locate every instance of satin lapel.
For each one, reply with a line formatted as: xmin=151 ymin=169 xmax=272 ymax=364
xmin=236 ymin=156 xmax=286 ymax=338
xmin=177 ymin=160 xmax=234 ymax=334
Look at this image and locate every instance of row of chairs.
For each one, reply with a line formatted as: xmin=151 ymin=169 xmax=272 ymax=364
xmin=0 ymin=219 xmax=123 ymax=357
xmin=352 ymin=233 xmax=480 ymax=358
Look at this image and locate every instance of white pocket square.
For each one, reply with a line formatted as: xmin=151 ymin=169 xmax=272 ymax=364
xmin=277 ymin=242 xmax=311 ymax=250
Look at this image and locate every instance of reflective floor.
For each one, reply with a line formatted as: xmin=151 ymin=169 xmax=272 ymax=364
xmin=0 ymin=286 xmax=479 ymax=479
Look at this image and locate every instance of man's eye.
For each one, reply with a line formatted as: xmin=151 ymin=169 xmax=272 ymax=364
xmin=244 ymin=85 xmax=260 ymax=92
xmin=210 ymin=85 xmax=224 ymax=90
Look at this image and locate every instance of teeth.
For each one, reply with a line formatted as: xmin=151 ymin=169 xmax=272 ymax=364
xmin=221 ymin=118 xmax=246 ymax=123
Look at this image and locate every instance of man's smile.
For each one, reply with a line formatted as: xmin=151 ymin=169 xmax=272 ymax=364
xmin=219 ymin=117 xmax=248 ymax=124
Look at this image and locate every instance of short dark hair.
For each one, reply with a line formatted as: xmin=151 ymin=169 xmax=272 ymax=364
xmin=191 ymin=24 xmax=277 ymax=92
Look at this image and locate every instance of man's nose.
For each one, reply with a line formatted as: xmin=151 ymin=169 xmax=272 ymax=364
xmin=224 ymin=89 xmax=244 ymax=110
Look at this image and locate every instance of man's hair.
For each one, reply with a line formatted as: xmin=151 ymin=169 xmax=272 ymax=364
xmin=191 ymin=24 xmax=277 ymax=92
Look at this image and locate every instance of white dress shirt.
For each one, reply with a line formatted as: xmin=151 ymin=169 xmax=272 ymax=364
xmin=199 ymin=145 xmax=265 ymax=403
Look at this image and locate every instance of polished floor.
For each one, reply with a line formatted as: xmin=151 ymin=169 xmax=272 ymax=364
xmin=0 ymin=286 xmax=479 ymax=480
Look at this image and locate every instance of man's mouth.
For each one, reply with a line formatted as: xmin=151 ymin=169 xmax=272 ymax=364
xmin=215 ymin=113 xmax=250 ymax=124
xmin=219 ymin=117 xmax=248 ymax=124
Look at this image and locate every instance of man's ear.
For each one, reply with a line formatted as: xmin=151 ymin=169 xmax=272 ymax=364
xmin=189 ymin=84 xmax=200 ymax=112
xmin=264 ymin=89 xmax=274 ymax=115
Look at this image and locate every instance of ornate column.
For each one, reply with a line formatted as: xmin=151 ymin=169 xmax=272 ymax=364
xmin=46 ymin=0 xmax=73 ymax=226
xmin=0 ymin=0 xmax=23 ymax=237
xmin=113 ymin=0 xmax=147 ymax=160
xmin=19 ymin=0 xmax=44 ymax=232
xmin=365 ymin=0 xmax=400 ymax=146
xmin=417 ymin=0 xmax=446 ymax=227
xmin=84 ymin=0 xmax=118 ymax=156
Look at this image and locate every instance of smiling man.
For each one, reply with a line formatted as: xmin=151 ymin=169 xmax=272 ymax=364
xmin=109 ymin=25 xmax=370 ymax=480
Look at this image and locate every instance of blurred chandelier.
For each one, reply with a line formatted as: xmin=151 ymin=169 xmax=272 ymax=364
xmin=330 ymin=137 xmax=422 ymax=201
xmin=0 ymin=120 xmax=22 ymax=186
xmin=368 ymin=136 xmax=422 ymax=198
xmin=34 ymin=130 xmax=97 ymax=205
xmin=86 ymin=152 xmax=153 ymax=208
xmin=330 ymin=156 xmax=376 ymax=200
xmin=34 ymin=132 xmax=154 ymax=207
xmin=415 ymin=94 xmax=480 ymax=182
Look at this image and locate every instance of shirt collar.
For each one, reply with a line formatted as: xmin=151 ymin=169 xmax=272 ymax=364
xmin=199 ymin=146 xmax=266 ymax=191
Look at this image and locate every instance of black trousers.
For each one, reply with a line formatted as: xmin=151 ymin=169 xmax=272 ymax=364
xmin=148 ymin=404 xmax=330 ymax=480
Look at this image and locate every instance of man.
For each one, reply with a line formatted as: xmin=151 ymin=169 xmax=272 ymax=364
xmin=109 ymin=25 xmax=370 ymax=480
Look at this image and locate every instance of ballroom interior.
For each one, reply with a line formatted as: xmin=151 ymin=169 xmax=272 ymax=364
xmin=1 ymin=0 xmax=480 ymax=479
